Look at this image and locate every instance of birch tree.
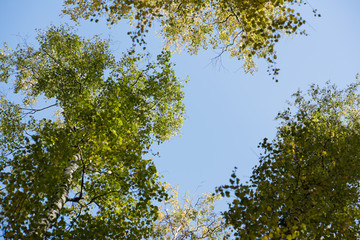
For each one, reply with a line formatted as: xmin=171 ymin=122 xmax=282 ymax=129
xmin=218 ymin=79 xmax=360 ymax=239
xmin=0 ymin=25 xmax=185 ymax=239
xmin=62 ymin=0 xmax=319 ymax=80
xmin=151 ymin=184 xmax=233 ymax=239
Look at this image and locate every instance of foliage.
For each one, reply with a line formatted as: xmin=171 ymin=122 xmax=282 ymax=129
xmin=217 ymin=79 xmax=360 ymax=239
xmin=0 ymin=25 xmax=185 ymax=239
xmin=150 ymin=184 xmax=233 ymax=239
xmin=62 ymin=0 xmax=319 ymax=80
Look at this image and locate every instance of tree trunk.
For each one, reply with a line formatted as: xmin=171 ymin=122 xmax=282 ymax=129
xmin=28 ymin=154 xmax=80 ymax=238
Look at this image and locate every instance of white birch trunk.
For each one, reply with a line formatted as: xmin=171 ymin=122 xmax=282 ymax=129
xmin=28 ymin=154 xmax=80 ymax=238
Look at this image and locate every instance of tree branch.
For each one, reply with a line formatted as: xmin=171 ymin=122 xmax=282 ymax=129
xmin=20 ymin=103 xmax=58 ymax=114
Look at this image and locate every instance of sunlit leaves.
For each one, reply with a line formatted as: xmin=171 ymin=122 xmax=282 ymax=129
xmin=151 ymin=184 xmax=233 ymax=239
xmin=62 ymin=0 xmax=318 ymax=80
xmin=218 ymin=78 xmax=360 ymax=239
xmin=0 ymin=26 xmax=185 ymax=239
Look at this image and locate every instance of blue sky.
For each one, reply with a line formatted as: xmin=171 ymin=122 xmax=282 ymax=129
xmin=1 ymin=0 xmax=360 ymax=209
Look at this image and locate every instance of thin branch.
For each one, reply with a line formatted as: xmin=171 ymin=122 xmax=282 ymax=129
xmin=228 ymin=5 xmax=242 ymax=25
xmin=131 ymin=72 xmax=144 ymax=87
xmin=66 ymin=202 xmax=85 ymax=231
xmin=20 ymin=103 xmax=58 ymax=114
xmin=213 ymin=14 xmax=233 ymax=25
xmin=86 ymin=190 xmax=123 ymax=206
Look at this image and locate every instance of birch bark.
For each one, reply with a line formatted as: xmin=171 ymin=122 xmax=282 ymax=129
xmin=28 ymin=154 xmax=80 ymax=238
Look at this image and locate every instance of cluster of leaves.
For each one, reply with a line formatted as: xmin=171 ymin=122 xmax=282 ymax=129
xmin=151 ymin=184 xmax=233 ymax=239
xmin=0 ymin=25 xmax=185 ymax=239
xmin=62 ymin=0 xmax=318 ymax=80
xmin=217 ymin=79 xmax=360 ymax=239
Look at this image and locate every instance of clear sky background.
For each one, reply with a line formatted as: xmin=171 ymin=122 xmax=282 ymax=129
xmin=1 ymin=0 xmax=360 ymax=210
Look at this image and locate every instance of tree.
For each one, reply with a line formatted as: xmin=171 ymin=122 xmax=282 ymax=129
xmin=62 ymin=0 xmax=319 ymax=80
xmin=0 ymin=25 xmax=185 ymax=239
xmin=150 ymin=184 xmax=233 ymax=239
xmin=217 ymin=79 xmax=360 ymax=239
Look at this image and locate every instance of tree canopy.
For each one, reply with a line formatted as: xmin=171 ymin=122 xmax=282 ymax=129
xmin=150 ymin=184 xmax=233 ymax=239
xmin=62 ymin=0 xmax=318 ymax=80
xmin=217 ymin=78 xmax=360 ymax=239
xmin=0 ymin=25 xmax=185 ymax=239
